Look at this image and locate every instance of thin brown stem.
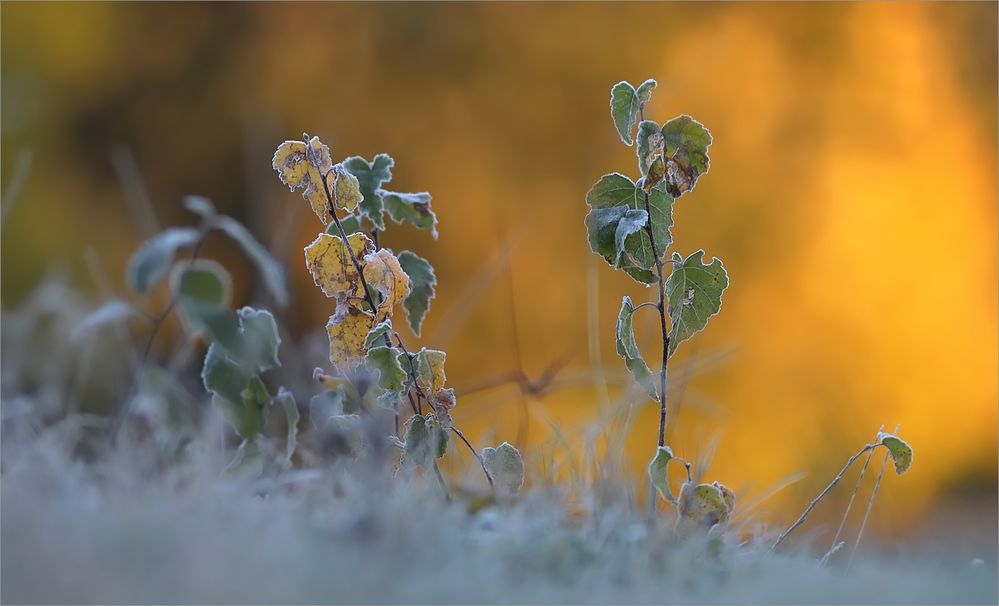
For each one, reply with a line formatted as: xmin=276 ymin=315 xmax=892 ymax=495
xmin=451 ymin=426 xmax=494 ymax=489
xmin=771 ymin=442 xmax=877 ymax=552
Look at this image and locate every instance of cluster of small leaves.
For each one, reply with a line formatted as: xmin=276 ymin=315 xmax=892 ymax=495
xmin=125 ymin=197 xmax=298 ymax=459
xmin=590 ymin=78 xmax=731 ymax=524
xmin=274 ymin=134 xmax=522 ymax=493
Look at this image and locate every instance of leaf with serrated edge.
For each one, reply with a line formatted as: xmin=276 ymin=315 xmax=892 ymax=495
xmin=665 ymin=250 xmax=728 ymax=357
xmin=126 ymin=227 xmax=200 ymax=295
xmin=365 ymin=346 xmax=407 ymax=393
xmin=482 ymin=442 xmax=525 ymax=496
xmin=327 ymin=307 xmax=375 ymax=371
xmin=382 ymin=191 xmax=438 ymax=239
xmin=272 ymin=137 xmax=333 ymax=225
xmin=617 ymin=296 xmax=657 ymax=399
xmin=398 ymin=251 xmax=436 ymax=337
xmin=304 ymin=232 xmax=374 ymax=300
xmin=648 ymin=446 xmax=676 ymax=504
xmin=610 ymin=81 xmax=638 ymax=145
xmin=877 ymin=432 xmax=914 ymax=474
xmin=342 ymin=154 xmax=394 ymax=230
xmin=362 ymin=248 xmax=411 ymax=323
xmin=661 ymin=115 xmax=713 ymax=198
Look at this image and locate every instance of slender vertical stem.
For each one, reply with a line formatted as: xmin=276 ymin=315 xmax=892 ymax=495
xmin=848 ymin=424 xmax=898 ymax=568
xmin=641 ymin=187 xmax=670 ymax=515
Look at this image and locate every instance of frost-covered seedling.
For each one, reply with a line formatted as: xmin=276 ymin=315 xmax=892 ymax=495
xmin=273 ymin=134 xmax=521 ymax=497
xmin=587 ymin=79 xmax=730 ymax=517
xmin=125 ymin=196 xmax=298 ymax=462
xmin=772 ymin=427 xmax=914 ymax=553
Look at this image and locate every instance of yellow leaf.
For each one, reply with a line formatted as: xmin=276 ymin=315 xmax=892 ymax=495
xmin=362 ymin=249 xmax=411 ymax=322
xmin=327 ymin=306 xmax=374 ymax=371
xmin=334 ymin=169 xmax=362 ymax=214
xmin=304 ymin=232 xmax=374 ymax=299
xmin=415 ymin=348 xmax=447 ymax=394
xmin=272 ymin=136 xmax=333 ymax=225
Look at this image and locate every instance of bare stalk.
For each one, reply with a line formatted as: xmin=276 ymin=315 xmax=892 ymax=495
xmin=822 ymin=425 xmax=883 ymax=564
xmin=848 ymin=424 xmax=898 ymax=568
xmin=770 ymin=441 xmax=876 ymax=552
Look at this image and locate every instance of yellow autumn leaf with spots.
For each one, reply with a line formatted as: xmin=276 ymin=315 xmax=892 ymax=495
xmin=362 ymin=249 xmax=411 ymax=322
xmin=334 ymin=169 xmax=362 ymax=215
xmin=304 ymin=232 xmax=374 ymax=300
xmin=414 ymin=348 xmax=446 ymax=394
xmin=327 ymin=306 xmax=375 ymax=371
xmin=273 ymin=136 xmax=335 ymax=225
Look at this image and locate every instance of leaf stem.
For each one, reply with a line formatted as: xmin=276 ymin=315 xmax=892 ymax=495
xmin=451 ymin=426 xmax=495 ymax=489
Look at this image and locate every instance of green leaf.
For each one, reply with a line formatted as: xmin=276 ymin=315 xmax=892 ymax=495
xmin=482 ymin=442 xmax=525 ymax=496
xmin=610 ymin=82 xmax=637 ymax=145
xmin=365 ymin=346 xmax=408 ymax=393
xmin=334 ymin=169 xmax=362 ymax=213
xmin=126 ymin=227 xmax=200 ymax=295
xmin=275 ymin=387 xmax=299 ymax=466
xmin=398 ymin=251 xmax=437 ymax=337
xmin=183 ymin=195 xmax=217 ymax=219
xmin=616 ymin=296 xmax=657 ymax=400
xmin=584 ymin=174 xmax=673 ymax=279
xmin=404 ymin=413 xmax=448 ymax=466
xmin=665 ymin=250 xmax=729 ymax=357
xmin=172 ymin=259 xmax=231 ymax=307
xmin=181 ymin=299 xmax=243 ymax=353
xmin=309 ymin=388 xmax=345 ymax=429
xmin=201 ymin=342 xmax=260 ymax=438
xmin=335 ymin=214 xmax=363 ymax=235
xmin=342 ymin=154 xmax=394 ymax=230
xmin=365 ymin=319 xmax=394 ymax=349
xmin=661 ymin=115 xmax=712 ymax=198
xmin=877 ymin=432 xmax=914 ymax=474
xmin=382 ymin=191 xmax=438 ymax=239
xmin=635 ymin=78 xmax=657 ymax=105
xmin=636 ymin=120 xmax=664 ymax=176
xmin=213 ymin=216 xmax=289 ymax=307
xmin=237 ymin=306 xmax=281 ymax=372
xmin=414 ymin=348 xmax=446 ymax=394
xmin=677 ymin=481 xmax=733 ymax=529
xmin=647 ymin=446 xmax=676 ymax=504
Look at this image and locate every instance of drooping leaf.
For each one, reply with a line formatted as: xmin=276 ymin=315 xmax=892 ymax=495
xmin=365 ymin=346 xmax=407 ymax=393
xmin=213 ymin=216 xmax=289 ymax=307
xmin=616 ymin=296 xmax=657 ymax=399
xmin=237 ymin=306 xmax=281 ymax=372
xmin=342 ymin=154 xmax=394 ymax=230
xmin=365 ymin=318 xmax=394 ymax=349
xmin=636 ymin=120 xmax=664 ymax=176
xmin=327 ymin=307 xmax=375 ymax=371
xmin=665 ymin=250 xmax=729 ymax=357
xmin=272 ymin=136 xmax=334 ymax=225
xmin=414 ymin=348 xmax=447 ymax=394
xmin=404 ymin=413 xmax=448 ymax=466
xmin=183 ymin=195 xmax=217 ymax=219
xmin=382 ymin=191 xmax=438 ymax=239
xmin=201 ymin=342 xmax=260 ymax=438
xmin=397 ymin=251 xmax=436 ymax=337
xmin=610 ymin=82 xmax=638 ymax=145
xmin=304 ymin=232 xmax=374 ymax=300
xmin=482 ymin=442 xmax=525 ymax=496
xmin=334 ymin=169 xmax=362 ymax=214
xmin=677 ymin=481 xmax=733 ymax=529
xmin=661 ymin=115 xmax=712 ymax=198
xmin=126 ymin=227 xmax=200 ymax=295
xmin=275 ymin=387 xmax=299 ymax=466
xmin=647 ymin=446 xmax=676 ymax=504
xmin=584 ymin=173 xmax=674 ymax=276
xmin=877 ymin=432 xmax=914 ymax=474
xmin=362 ymin=248 xmax=411 ymax=322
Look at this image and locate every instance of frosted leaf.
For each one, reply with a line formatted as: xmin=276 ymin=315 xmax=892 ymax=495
xmin=877 ymin=432 xmax=914 ymax=474
xmin=482 ymin=442 xmax=525 ymax=496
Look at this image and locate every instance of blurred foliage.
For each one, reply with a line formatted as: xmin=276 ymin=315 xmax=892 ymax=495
xmin=2 ymin=2 xmax=996 ymax=538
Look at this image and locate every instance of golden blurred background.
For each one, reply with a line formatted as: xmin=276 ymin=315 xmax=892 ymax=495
xmin=2 ymin=2 xmax=996 ymax=546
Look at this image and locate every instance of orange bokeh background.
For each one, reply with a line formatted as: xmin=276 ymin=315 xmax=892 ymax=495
xmin=2 ymin=2 xmax=996 ymax=544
